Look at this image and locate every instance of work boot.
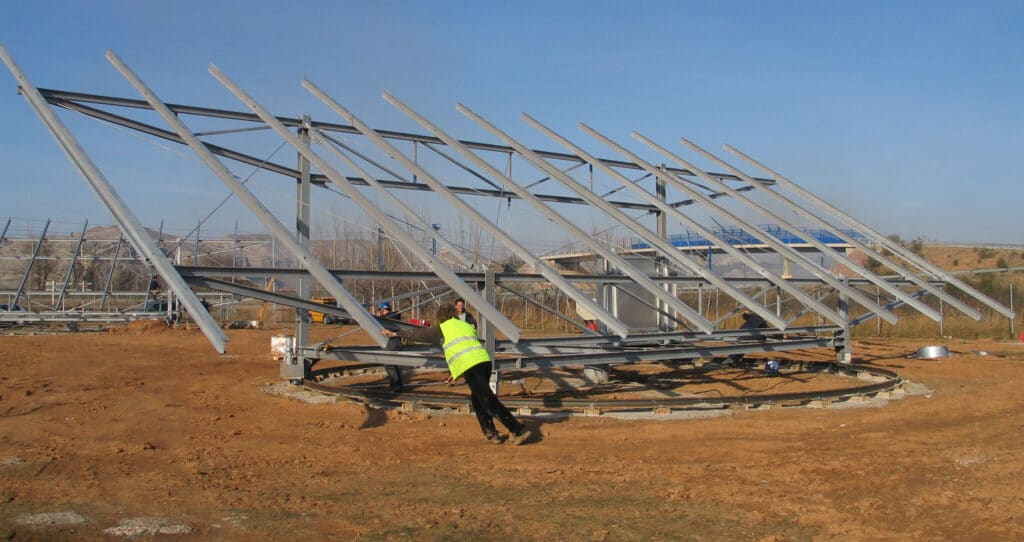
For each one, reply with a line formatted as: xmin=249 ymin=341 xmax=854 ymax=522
xmin=510 ymin=428 xmax=532 ymax=446
xmin=484 ymin=432 xmax=506 ymax=445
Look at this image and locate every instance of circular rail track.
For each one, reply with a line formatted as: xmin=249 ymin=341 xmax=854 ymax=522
xmin=301 ymin=360 xmax=904 ymax=416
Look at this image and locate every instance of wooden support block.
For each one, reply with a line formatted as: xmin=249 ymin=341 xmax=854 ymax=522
xmin=516 ymin=407 xmax=534 ymax=416
xmin=583 ymin=407 xmax=601 ymax=416
xmin=653 ymin=407 xmax=671 ymax=415
xmin=457 ymin=404 xmax=472 ymax=415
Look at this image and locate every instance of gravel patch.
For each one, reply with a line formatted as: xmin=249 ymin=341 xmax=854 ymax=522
xmin=104 ymin=517 xmax=193 ymax=537
xmin=15 ymin=510 xmax=87 ymax=526
xmin=262 ymin=381 xmax=339 ymax=404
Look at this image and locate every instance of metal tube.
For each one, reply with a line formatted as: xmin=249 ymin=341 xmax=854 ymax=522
xmin=35 ymin=87 xmax=777 ymax=184
xmin=725 ymin=144 xmax=1013 ymax=320
xmin=309 ymin=128 xmax=473 ymax=269
xmin=295 ymin=116 xmax=312 ymax=350
xmin=674 ymin=136 xmax=972 ymax=321
xmin=0 ymin=46 xmax=227 ymax=352
xmin=524 ymin=115 xmax=795 ymax=330
xmin=107 ymin=52 xmax=388 ymax=347
xmin=99 ymin=235 xmax=123 ymax=311
xmin=303 ymin=79 xmax=622 ymax=337
xmin=204 ymin=66 xmax=522 ymax=341
xmin=385 ymin=93 xmax=712 ymax=333
xmin=139 ymin=220 xmax=162 ymax=312
xmin=56 ymin=219 xmax=88 ymax=310
xmin=634 ymin=132 xmax=908 ymax=323
xmin=13 ymin=219 xmax=49 ymax=308
xmin=578 ymin=123 xmax=858 ymax=328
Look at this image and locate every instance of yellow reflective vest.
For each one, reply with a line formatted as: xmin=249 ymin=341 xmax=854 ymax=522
xmin=439 ymin=318 xmax=490 ymax=379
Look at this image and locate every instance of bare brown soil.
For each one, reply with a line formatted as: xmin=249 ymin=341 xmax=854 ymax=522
xmin=2 ymin=323 xmax=1024 ymax=540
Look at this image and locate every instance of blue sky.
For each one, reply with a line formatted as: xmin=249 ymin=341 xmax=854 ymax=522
xmin=1 ymin=1 xmax=1021 ymax=251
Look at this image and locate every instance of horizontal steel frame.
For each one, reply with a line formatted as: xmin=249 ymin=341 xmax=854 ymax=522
xmin=34 ymin=88 xmax=775 ymax=184
xmin=174 ymin=266 xmax=944 ymax=288
xmin=49 ymin=97 xmax=671 ymax=212
xmin=495 ymin=325 xmax=841 ymax=350
xmin=303 ymin=336 xmax=837 ymax=371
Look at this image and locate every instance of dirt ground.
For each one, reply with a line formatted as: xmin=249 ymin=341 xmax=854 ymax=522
xmin=2 ymin=323 xmax=1024 ymax=541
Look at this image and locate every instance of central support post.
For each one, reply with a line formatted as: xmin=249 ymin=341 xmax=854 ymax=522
xmin=288 ymin=115 xmax=313 ymax=379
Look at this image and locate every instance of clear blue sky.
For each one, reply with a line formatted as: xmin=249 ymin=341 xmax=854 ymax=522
xmin=1 ymin=1 xmax=1020 ymax=250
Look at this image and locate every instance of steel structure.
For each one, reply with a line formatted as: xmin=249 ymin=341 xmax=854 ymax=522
xmin=1 ymin=45 xmax=1013 ymax=388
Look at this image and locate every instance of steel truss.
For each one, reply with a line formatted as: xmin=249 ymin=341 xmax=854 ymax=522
xmin=0 ymin=45 xmax=1013 ymax=390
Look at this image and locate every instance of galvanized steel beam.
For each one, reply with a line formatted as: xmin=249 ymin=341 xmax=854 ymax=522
xmin=674 ymin=136 xmax=974 ymax=321
xmin=581 ymin=122 xmax=901 ymax=325
xmin=108 ymin=52 xmax=390 ymax=349
xmin=724 ymin=144 xmax=1011 ymax=321
xmin=385 ymin=93 xmax=713 ymax=333
xmin=522 ymin=116 xmax=793 ymax=330
xmin=302 ymin=79 xmax=627 ymax=338
xmin=207 ymin=67 xmax=522 ymax=342
xmin=634 ymin=132 xmax=912 ymax=323
xmin=0 ymin=45 xmax=228 ymax=352
xmin=524 ymin=115 xmax=851 ymax=325
xmin=309 ymin=127 xmax=473 ymax=269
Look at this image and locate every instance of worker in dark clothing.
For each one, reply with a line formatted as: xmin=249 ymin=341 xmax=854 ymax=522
xmin=376 ymin=301 xmax=405 ymax=391
xmin=376 ymin=301 xmax=400 ymax=320
xmin=383 ymin=303 xmax=531 ymax=445
xmin=454 ymin=297 xmax=477 ymax=328
xmin=727 ymin=310 xmax=769 ymax=364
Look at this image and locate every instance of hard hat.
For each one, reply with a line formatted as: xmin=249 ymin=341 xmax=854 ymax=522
xmin=379 ymin=302 xmax=391 ymax=310
xmin=764 ymin=360 xmax=780 ymax=375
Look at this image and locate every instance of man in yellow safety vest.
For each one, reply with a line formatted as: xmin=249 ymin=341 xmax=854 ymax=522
xmin=383 ymin=302 xmax=531 ymax=445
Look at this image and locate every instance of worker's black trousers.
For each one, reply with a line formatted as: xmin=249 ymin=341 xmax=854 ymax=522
xmin=461 ymin=362 xmax=524 ymax=436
